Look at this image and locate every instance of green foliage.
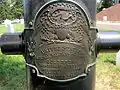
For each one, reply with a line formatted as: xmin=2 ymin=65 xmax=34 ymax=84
xmin=97 ymin=0 xmax=115 ymax=12
xmin=97 ymin=2 xmax=101 ymax=13
xmin=11 ymin=0 xmax=24 ymax=19
xmin=0 ymin=2 xmax=12 ymax=20
xmin=0 ymin=53 xmax=27 ymax=90
xmin=96 ymin=53 xmax=120 ymax=90
xmin=101 ymin=0 xmax=114 ymax=8
xmin=0 ymin=0 xmax=23 ymax=20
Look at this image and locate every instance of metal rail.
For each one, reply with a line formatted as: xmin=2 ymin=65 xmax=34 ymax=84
xmin=97 ymin=32 xmax=120 ymax=53
xmin=0 ymin=33 xmax=24 ymax=55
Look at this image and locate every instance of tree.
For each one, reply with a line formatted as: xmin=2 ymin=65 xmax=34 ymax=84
xmin=97 ymin=0 xmax=115 ymax=12
xmin=0 ymin=0 xmax=23 ymax=20
xmin=97 ymin=2 xmax=101 ymax=13
xmin=0 ymin=1 xmax=12 ymax=20
xmin=11 ymin=0 xmax=24 ymax=19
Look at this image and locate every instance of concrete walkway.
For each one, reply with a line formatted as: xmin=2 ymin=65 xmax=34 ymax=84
xmin=96 ymin=22 xmax=120 ymax=30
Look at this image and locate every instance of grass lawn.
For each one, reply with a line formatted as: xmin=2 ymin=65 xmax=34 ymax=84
xmin=0 ymin=54 xmax=26 ymax=90
xmin=0 ymin=24 xmax=120 ymax=90
xmin=99 ymin=29 xmax=120 ymax=33
xmin=96 ymin=53 xmax=120 ymax=90
xmin=0 ymin=24 xmax=24 ymax=34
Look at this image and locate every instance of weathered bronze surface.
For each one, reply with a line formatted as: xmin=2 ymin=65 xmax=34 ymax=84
xmin=29 ymin=1 xmax=92 ymax=81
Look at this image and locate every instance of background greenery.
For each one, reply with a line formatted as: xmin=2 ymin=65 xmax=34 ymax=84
xmin=0 ymin=54 xmax=26 ymax=90
xmin=97 ymin=0 xmax=119 ymax=12
xmin=0 ymin=0 xmax=118 ymax=20
xmin=0 ymin=24 xmax=120 ymax=90
xmin=0 ymin=24 xmax=26 ymax=90
xmin=0 ymin=0 xmax=23 ymax=20
xmin=0 ymin=24 xmax=24 ymax=33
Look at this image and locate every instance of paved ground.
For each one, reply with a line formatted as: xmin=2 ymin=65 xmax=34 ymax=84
xmin=96 ymin=23 xmax=120 ymax=30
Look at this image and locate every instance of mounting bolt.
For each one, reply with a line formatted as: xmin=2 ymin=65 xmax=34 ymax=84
xmin=32 ymin=69 xmax=36 ymax=73
xmin=29 ymin=21 xmax=33 ymax=27
xmin=29 ymin=52 xmax=35 ymax=57
xmin=88 ymin=68 xmax=91 ymax=72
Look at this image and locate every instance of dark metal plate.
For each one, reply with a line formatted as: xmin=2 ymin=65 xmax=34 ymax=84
xmin=30 ymin=1 xmax=91 ymax=81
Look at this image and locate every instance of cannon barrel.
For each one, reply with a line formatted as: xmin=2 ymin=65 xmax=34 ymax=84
xmin=1 ymin=32 xmax=120 ymax=54
xmin=0 ymin=33 xmax=24 ymax=55
xmin=97 ymin=32 xmax=120 ymax=53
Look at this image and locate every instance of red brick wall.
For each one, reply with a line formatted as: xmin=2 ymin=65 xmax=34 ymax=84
xmin=97 ymin=4 xmax=120 ymax=21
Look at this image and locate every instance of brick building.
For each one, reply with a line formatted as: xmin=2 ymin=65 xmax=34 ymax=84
xmin=97 ymin=4 xmax=120 ymax=22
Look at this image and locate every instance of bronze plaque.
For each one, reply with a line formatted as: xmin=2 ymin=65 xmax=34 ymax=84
xmin=30 ymin=1 xmax=91 ymax=81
